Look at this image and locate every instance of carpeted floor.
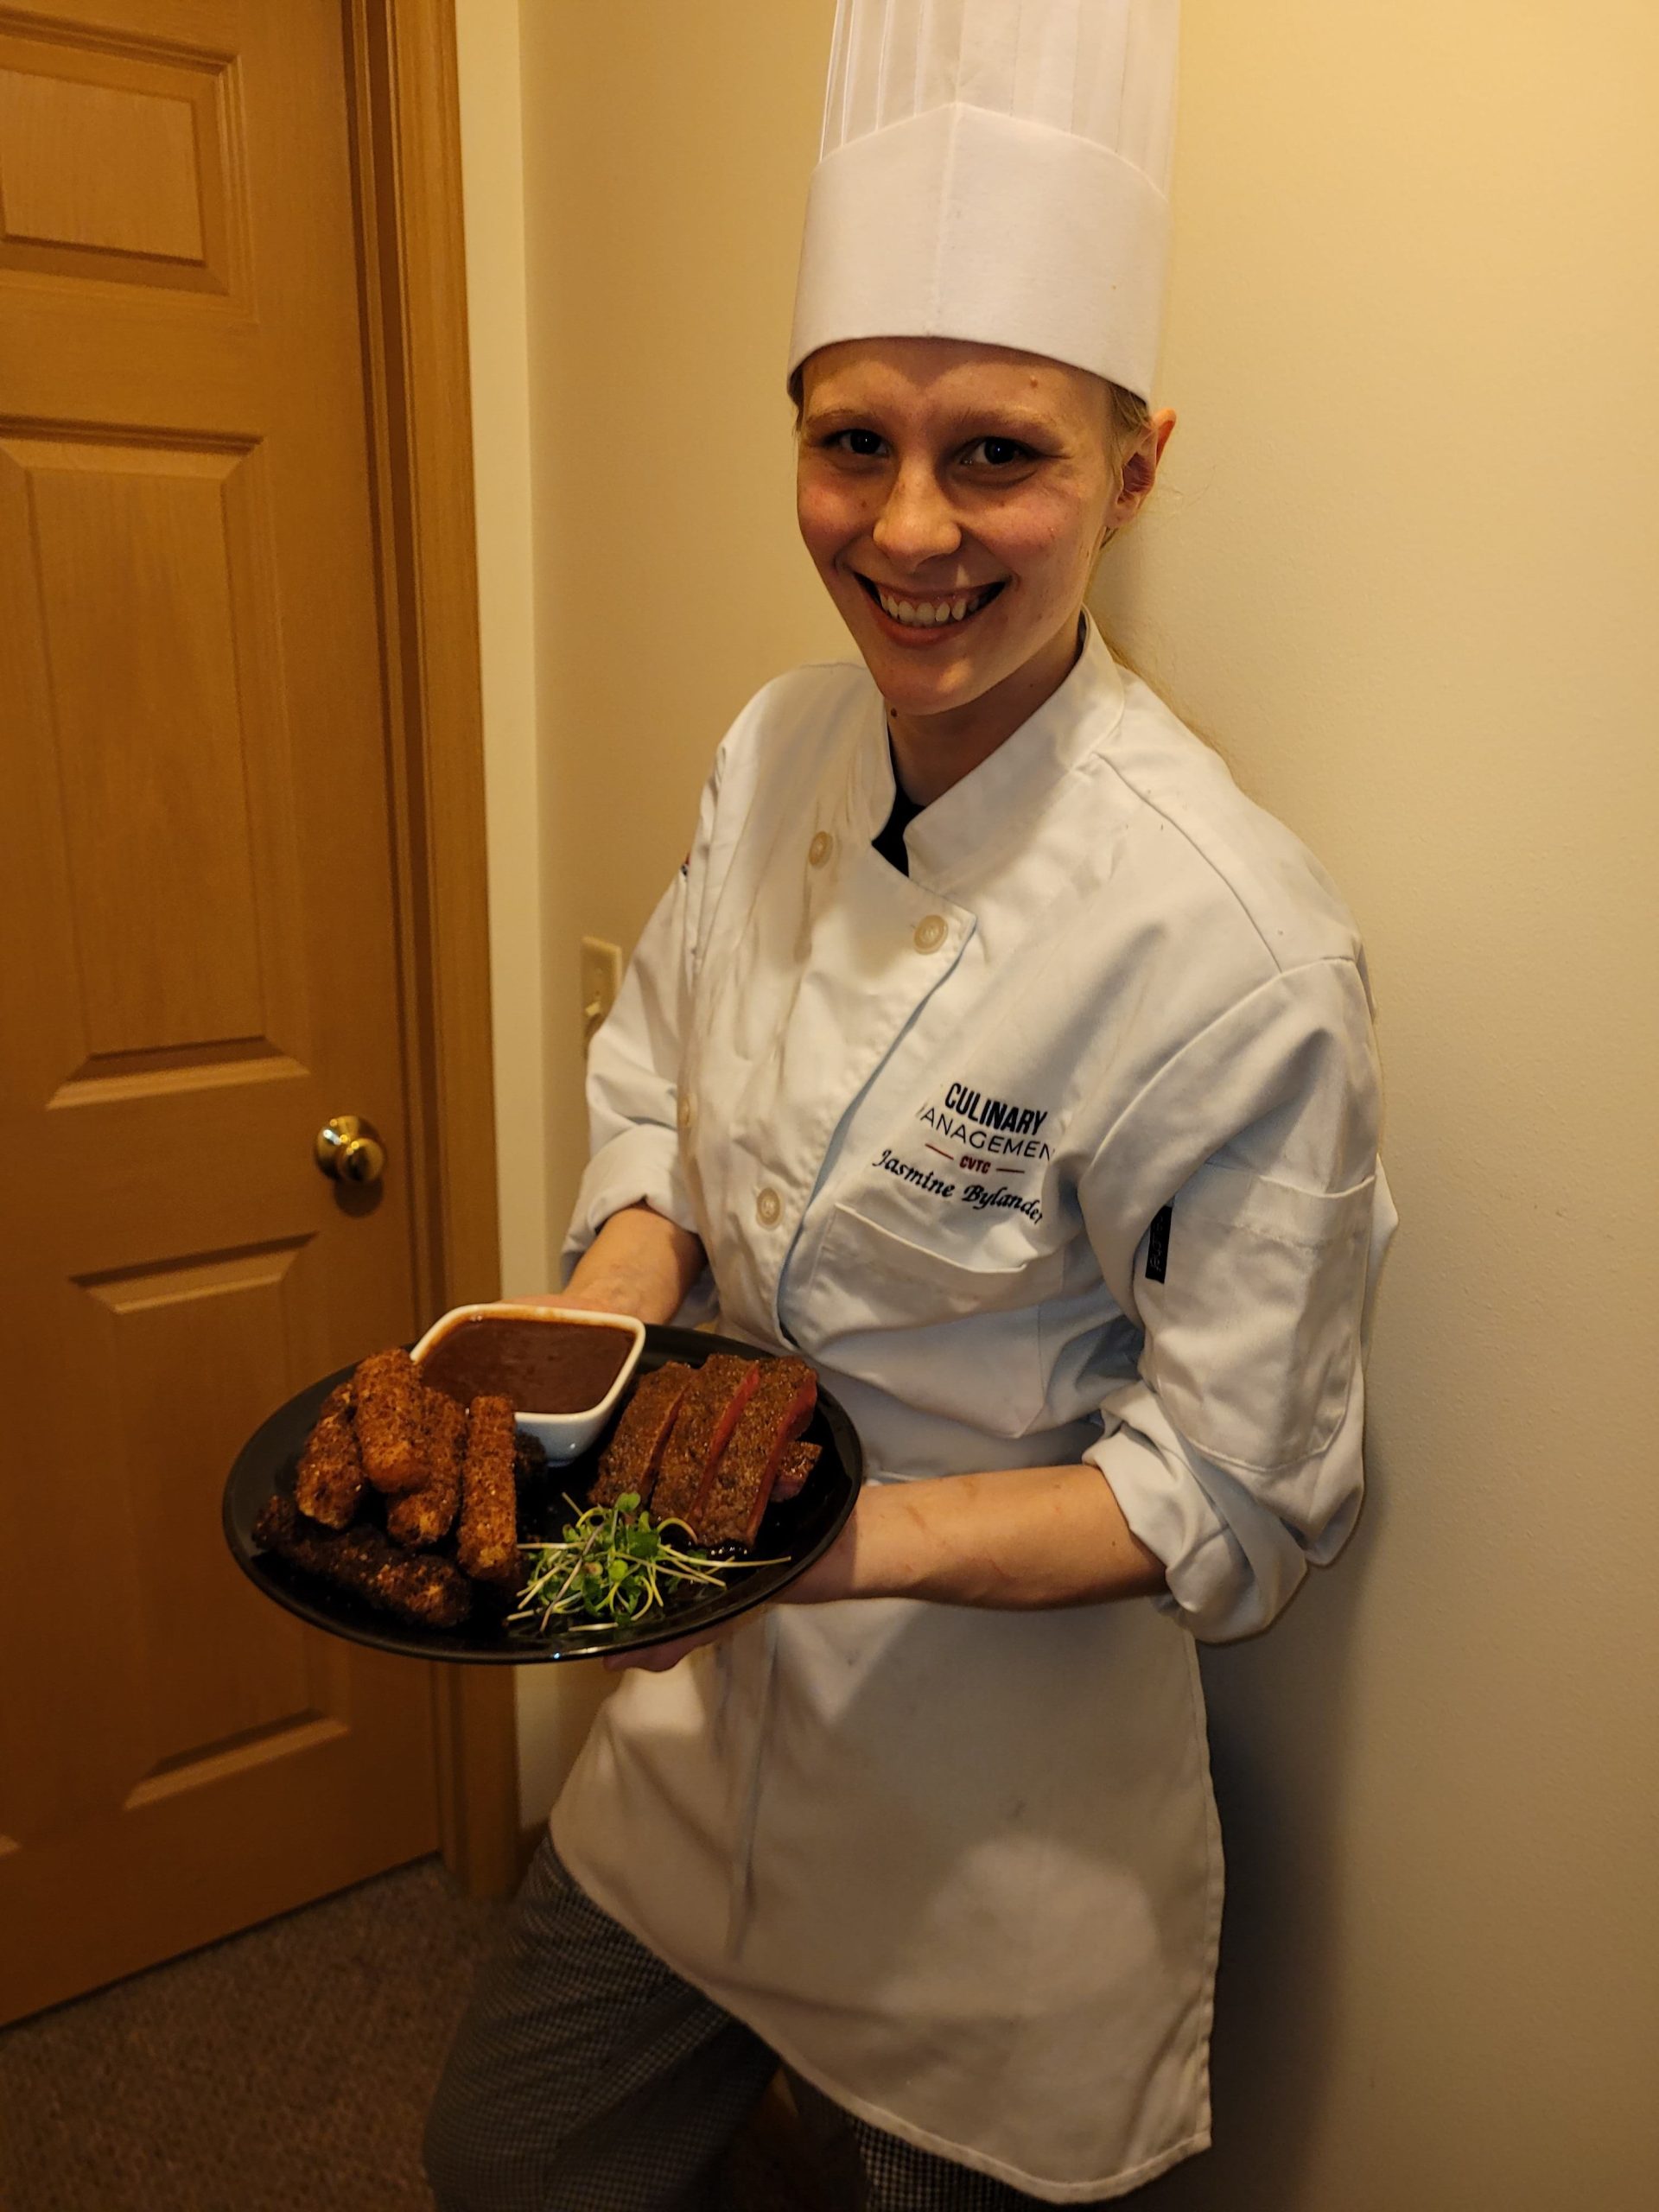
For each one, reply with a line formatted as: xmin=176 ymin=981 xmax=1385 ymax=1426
xmin=0 ymin=1856 xmax=809 ymax=2212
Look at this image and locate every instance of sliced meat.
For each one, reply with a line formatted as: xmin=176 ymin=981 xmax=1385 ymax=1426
xmin=295 ymin=1402 xmax=365 ymax=1530
xmin=693 ymin=1358 xmax=817 ymax=1548
xmin=590 ymin=1360 xmax=693 ymax=1507
xmin=650 ymin=1356 xmax=760 ymax=1527
xmin=353 ymin=1347 xmax=428 ymax=1494
xmin=387 ymin=1388 xmax=467 ymax=1548
xmin=253 ymin=1494 xmax=470 ymax=1630
xmin=770 ymin=1440 xmax=820 ymax=1503
xmin=456 ymin=1393 xmax=520 ymax=1585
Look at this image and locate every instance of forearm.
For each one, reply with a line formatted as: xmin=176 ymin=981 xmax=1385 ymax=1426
xmin=792 ymin=1463 xmax=1167 ymax=1611
xmin=562 ymin=1203 xmax=706 ymax=1325
xmin=606 ymin=1458 xmax=1166 ymax=1672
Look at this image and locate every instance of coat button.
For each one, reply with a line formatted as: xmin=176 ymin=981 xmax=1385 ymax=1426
xmin=676 ymin=1093 xmax=693 ymax=1132
xmin=912 ymin=913 xmax=948 ymax=953
xmin=808 ymin=830 xmax=834 ymax=868
xmin=755 ymin=1187 xmax=783 ymax=1228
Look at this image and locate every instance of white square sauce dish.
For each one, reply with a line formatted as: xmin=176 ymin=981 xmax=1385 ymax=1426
xmin=410 ymin=1302 xmax=645 ymax=1462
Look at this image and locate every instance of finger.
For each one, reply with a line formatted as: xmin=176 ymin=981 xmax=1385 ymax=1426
xmin=603 ymin=1636 xmax=696 ymax=1673
xmin=603 ymin=1622 xmax=728 ymax=1673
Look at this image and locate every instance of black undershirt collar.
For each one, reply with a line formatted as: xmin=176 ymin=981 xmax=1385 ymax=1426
xmin=871 ymin=734 xmax=924 ymax=878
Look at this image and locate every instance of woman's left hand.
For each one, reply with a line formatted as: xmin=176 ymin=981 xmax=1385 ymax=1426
xmin=601 ymin=1467 xmax=1164 ymax=1670
xmin=601 ymin=1618 xmax=736 ymax=1674
xmin=601 ymin=1515 xmax=861 ymax=1673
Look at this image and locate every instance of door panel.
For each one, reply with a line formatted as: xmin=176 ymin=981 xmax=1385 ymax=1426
xmin=0 ymin=0 xmax=448 ymax=2022
xmin=2 ymin=434 xmax=308 ymax=1062
xmin=0 ymin=21 xmax=241 ymax=295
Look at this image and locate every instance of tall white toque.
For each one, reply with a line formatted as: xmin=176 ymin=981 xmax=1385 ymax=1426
xmin=788 ymin=0 xmax=1179 ymax=402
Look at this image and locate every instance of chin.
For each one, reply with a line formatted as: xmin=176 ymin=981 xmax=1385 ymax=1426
xmin=840 ymin=613 xmax=976 ymax=696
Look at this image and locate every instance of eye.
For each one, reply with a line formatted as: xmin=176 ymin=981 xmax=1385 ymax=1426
xmin=823 ymin=428 xmax=887 ymax=458
xmin=961 ymin=436 xmax=1036 ymax=468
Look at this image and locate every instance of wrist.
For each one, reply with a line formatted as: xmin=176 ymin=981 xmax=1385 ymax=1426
xmin=563 ymin=1262 xmax=673 ymax=1325
xmin=785 ymin=1483 xmax=912 ymax=1605
xmin=566 ymin=1205 xmax=706 ymax=1325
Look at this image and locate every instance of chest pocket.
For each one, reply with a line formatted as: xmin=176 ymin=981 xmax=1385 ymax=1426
xmin=796 ymin=1202 xmax=1070 ymax=1437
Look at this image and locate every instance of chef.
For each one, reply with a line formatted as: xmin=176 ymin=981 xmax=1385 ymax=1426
xmin=427 ymin=2 xmax=1395 ymax=2206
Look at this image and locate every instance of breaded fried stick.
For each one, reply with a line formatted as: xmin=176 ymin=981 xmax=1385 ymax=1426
xmin=456 ymin=1393 xmax=519 ymax=1586
xmin=388 ymin=1389 xmax=467 ymax=1548
xmin=253 ymin=1495 xmax=470 ymax=1629
xmin=295 ymin=1400 xmax=365 ymax=1531
xmin=353 ymin=1347 xmax=428 ymax=1495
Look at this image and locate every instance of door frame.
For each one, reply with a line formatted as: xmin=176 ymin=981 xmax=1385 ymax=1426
xmin=346 ymin=0 xmax=520 ymax=1897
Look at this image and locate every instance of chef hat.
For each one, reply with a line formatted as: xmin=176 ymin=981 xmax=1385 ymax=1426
xmin=788 ymin=0 xmax=1179 ymax=402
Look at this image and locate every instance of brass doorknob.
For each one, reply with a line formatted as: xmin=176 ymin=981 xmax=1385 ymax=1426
xmin=315 ymin=1116 xmax=386 ymax=1186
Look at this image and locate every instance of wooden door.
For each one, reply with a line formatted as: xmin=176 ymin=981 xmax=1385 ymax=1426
xmin=0 ymin=0 xmax=467 ymax=2021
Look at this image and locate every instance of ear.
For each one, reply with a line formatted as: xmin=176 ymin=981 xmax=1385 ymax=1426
xmin=1109 ymin=407 xmax=1177 ymax=528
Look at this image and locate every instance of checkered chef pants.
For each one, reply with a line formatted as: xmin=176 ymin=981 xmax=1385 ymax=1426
xmin=425 ymin=1831 xmax=1091 ymax=2211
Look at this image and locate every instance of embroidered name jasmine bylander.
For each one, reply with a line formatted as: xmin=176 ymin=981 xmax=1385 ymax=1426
xmin=918 ymin=1083 xmax=1053 ymax=1160
xmin=876 ymin=1147 xmax=957 ymax=1198
xmin=962 ymin=1184 xmax=1042 ymax=1223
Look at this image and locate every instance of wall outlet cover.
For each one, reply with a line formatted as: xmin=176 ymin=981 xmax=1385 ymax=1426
xmin=580 ymin=936 xmax=624 ymax=1047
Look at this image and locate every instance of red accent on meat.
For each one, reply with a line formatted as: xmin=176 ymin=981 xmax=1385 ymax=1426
xmin=769 ymin=1440 xmax=820 ymax=1503
xmin=693 ymin=1358 xmax=817 ymax=1548
xmin=590 ymin=1360 xmax=693 ymax=1506
xmin=650 ymin=1356 xmax=760 ymax=1525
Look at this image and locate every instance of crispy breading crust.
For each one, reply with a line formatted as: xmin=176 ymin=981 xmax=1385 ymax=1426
xmin=456 ymin=1394 xmax=519 ymax=1586
xmin=253 ymin=1494 xmax=470 ymax=1629
xmin=652 ymin=1357 xmax=760 ymax=1525
xmin=387 ymin=1389 xmax=467 ymax=1548
xmin=771 ymin=1440 xmax=820 ymax=1502
xmin=353 ymin=1347 xmax=428 ymax=1494
xmin=295 ymin=1404 xmax=365 ymax=1530
xmin=695 ymin=1358 xmax=817 ymax=1547
xmin=591 ymin=1361 xmax=693 ymax=1507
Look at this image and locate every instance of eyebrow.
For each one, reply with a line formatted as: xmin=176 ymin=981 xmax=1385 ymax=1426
xmin=801 ymin=403 xmax=1060 ymax=443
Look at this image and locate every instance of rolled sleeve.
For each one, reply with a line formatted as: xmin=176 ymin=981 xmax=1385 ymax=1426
xmin=1077 ymin=962 xmax=1395 ymax=1642
xmin=1087 ymin=1367 xmax=1367 ymax=1643
xmin=560 ymin=869 xmax=697 ymax=1277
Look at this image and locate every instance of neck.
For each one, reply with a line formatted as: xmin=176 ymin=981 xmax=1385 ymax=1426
xmin=886 ymin=613 xmax=1085 ymax=807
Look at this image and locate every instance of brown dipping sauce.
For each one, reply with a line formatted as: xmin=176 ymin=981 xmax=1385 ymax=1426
xmin=419 ymin=1317 xmax=634 ymax=1414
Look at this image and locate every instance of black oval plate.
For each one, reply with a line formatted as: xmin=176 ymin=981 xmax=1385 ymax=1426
xmin=222 ymin=1325 xmax=862 ymax=1664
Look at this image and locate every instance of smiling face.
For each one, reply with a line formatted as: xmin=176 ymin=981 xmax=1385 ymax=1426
xmin=795 ymin=338 xmax=1164 ymax=764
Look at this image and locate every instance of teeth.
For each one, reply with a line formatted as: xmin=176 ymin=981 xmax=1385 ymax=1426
xmin=874 ymin=585 xmax=992 ymax=627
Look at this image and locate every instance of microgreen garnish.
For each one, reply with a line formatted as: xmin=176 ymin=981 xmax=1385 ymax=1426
xmin=506 ymin=1495 xmax=785 ymax=1635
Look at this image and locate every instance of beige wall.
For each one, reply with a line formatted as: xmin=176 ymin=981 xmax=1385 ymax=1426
xmin=454 ymin=0 xmax=569 ymax=1821
xmin=454 ymin=0 xmax=547 ymax=1301
xmin=479 ymin=0 xmax=1657 ymax=2196
xmin=1111 ymin=7 xmax=1659 ymax=2204
xmin=518 ymin=0 xmax=849 ymax=1247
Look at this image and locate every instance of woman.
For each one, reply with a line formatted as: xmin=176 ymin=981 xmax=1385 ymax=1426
xmin=429 ymin=5 xmax=1391 ymax=2206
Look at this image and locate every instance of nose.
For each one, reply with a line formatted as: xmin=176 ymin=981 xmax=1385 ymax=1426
xmin=871 ymin=461 xmax=961 ymax=569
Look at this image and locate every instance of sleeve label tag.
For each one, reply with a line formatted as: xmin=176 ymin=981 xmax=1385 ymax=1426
xmin=1146 ymin=1204 xmax=1173 ymax=1284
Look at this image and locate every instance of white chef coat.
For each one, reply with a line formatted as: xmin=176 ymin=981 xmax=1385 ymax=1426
xmin=551 ymin=616 xmax=1395 ymax=2202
